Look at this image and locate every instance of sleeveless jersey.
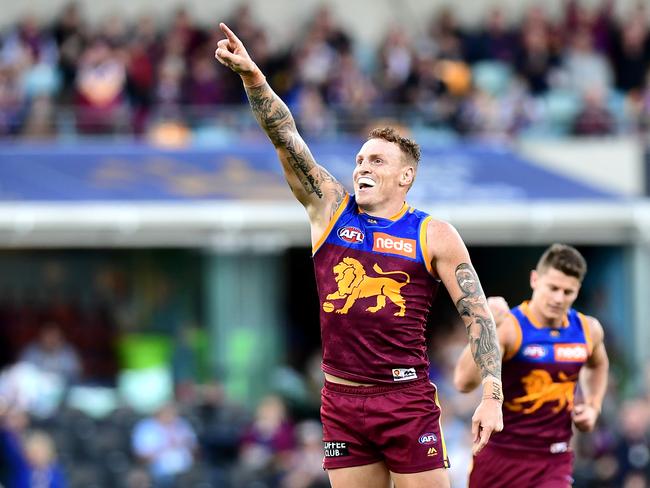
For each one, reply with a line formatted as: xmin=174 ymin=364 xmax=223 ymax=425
xmin=312 ymin=194 xmax=439 ymax=384
xmin=489 ymin=301 xmax=593 ymax=454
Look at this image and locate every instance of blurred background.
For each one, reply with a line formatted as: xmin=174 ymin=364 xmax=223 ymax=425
xmin=0 ymin=0 xmax=649 ymax=486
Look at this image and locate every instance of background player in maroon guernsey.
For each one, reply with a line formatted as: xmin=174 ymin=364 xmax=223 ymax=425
xmin=216 ymin=22 xmax=503 ymax=488
xmin=454 ymin=244 xmax=609 ymax=488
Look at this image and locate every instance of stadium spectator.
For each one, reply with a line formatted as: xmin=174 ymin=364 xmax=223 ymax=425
xmin=184 ymin=50 xmax=225 ymax=109
xmin=563 ymin=0 xmax=614 ymax=55
xmin=514 ymin=23 xmax=559 ymax=95
xmin=0 ymin=410 xmax=67 ymax=488
xmin=73 ymin=37 xmax=127 ymax=134
xmin=467 ymin=7 xmax=518 ymax=64
xmin=235 ymin=394 xmax=295 ymax=487
xmin=195 ymin=381 xmax=248 ymax=486
xmin=612 ymin=399 xmax=650 ymax=485
xmin=294 ymin=84 xmax=336 ymax=139
xmin=124 ymin=16 xmax=159 ymax=134
xmin=572 ymin=85 xmax=615 ymax=136
xmin=131 ymin=402 xmax=197 ymax=487
xmin=281 ymin=420 xmax=329 ymax=488
xmin=563 ymin=28 xmax=613 ymax=96
xmin=610 ymin=16 xmax=650 ymax=93
xmin=377 ymin=26 xmax=415 ymax=103
xmin=19 ymin=323 xmax=82 ymax=385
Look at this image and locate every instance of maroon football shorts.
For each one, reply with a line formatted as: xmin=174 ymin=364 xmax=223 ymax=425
xmin=468 ymin=443 xmax=574 ymax=488
xmin=321 ymin=377 xmax=450 ymax=473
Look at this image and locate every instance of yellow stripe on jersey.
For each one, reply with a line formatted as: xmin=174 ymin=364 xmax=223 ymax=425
xmin=578 ymin=312 xmax=593 ymax=355
xmin=388 ymin=202 xmax=410 ymax=221
xmin=419 ymin=216 xmax=434 ymax=276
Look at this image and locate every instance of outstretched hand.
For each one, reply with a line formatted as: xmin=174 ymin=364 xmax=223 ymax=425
xmin=215 ymin=23 xmax=264 ymax=86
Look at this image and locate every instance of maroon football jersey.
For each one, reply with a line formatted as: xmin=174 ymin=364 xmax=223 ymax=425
xmin=489 ymin=302 xmax=592 ymax=454
xmin=313 ymin=194 xmax=439 ymax=384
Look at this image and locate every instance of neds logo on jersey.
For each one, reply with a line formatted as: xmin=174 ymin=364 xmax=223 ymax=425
xmin=554 ymin=343 xmax=588 ymax=362
xmin=338 ymin=226 xmax=364 ymax=243
xmin=373 ymin=232 xmax=416 ymax=258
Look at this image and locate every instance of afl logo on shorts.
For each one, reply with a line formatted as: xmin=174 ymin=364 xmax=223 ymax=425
xmin=418 ymin=433 xmax=438 ymax=445
xmin=338 ymin=226 xmax=364 ymax=243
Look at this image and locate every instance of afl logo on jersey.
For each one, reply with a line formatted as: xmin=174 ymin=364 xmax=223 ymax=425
xmin=338 ymin=226 xmax=364 ymax=243
xmin=523 ymin=345 xmax=547 ymax=359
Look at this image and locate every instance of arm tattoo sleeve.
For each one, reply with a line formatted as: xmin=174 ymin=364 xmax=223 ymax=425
xmin=245 ymin=82 xmax=343 ymax=204
xmin=454 ymin=263 xmax=502 ymax=386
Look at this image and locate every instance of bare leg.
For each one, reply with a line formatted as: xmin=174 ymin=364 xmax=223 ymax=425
xmin=391 ymin=468 xmax=450 ymax=488
xmin=328 ymin=462 xmax=392 ymax=488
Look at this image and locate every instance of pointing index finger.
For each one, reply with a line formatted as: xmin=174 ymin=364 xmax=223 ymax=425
xmin=220 ymin=22 xmax=242 ymax=48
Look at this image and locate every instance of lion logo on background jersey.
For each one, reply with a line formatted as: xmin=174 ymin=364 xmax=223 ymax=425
xmin=505 ymin=370 xmax=576 ymax=414
xmin=322 ymin=257 xmax=410 ymax=316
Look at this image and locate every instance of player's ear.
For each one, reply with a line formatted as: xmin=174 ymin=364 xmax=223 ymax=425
xmin=400 ymin=166 xmax=414 ymax=187
xmin=530 ymin=270 xmax=538 ymax=289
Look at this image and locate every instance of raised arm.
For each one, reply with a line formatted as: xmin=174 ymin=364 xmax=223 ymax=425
xmin=428 ymin=220 xmax=503 ymax=454
xmin=215 ymin=23 xmax=346 ymax=239
xmin=573 ymin=317 xmax=609 ymax=432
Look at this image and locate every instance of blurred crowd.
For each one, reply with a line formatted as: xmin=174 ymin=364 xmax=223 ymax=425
xmin=0 ymin=324 xmax=649 ymax=488
xmin=2 ymin=1 xmax=650 ymax=141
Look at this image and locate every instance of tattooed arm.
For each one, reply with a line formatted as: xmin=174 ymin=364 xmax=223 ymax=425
xmin=453 ymin=297 xmax=519 ymax=393
xmin=215 ymin=23 xmax=346 ymax=239
xmin=428 ymin=220 xmax=503 ymax=454
xmin=453 ymin=264 xmax=502 ymax=388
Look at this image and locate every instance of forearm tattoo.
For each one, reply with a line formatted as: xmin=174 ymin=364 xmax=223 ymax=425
xmin=454 ymin=263 xmax=502 ymax=384
xmin=245 ymin=83 xmax=344 ymax=208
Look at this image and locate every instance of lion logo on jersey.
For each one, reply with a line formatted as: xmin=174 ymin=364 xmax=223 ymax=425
xmin=323 ymin=257 xmax=410 ymax=316
xmin=505 ymin=370 xmax=576 ymax=414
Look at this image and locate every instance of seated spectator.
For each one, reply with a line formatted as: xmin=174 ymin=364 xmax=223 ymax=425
xmin=0 ymin=410 xmax=67 ymax=488
xmin=572 ymin=85 xmax=615 ymax=136
xmin=0 ymin=66 xmax=24 ymax=135
xmin=563 ymin=28 xmax=613 ymax=96
xmin=515 ymin=24 xmax=559 ymax=95
xmin=74 ymin=37 xmax=126 ymax=134
xmin=20 ymin=323 xmax=82 ymax=385
xmin=613 ymin=399 xmax=650 ymax=485
xmin=472 ymin=7 xmax=518 ymax=64
xmin=195 ymin=382 xmax=249 ymax=486
xmin=235 ymin=394 xmax=295 ymax=487
xmin=183 ymin=51 xmax=223 ymax=109
xmin=281 ymin=420 xmax=328 ymax=488
xmin=131 ymin=402 xmax=197 ymax=488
